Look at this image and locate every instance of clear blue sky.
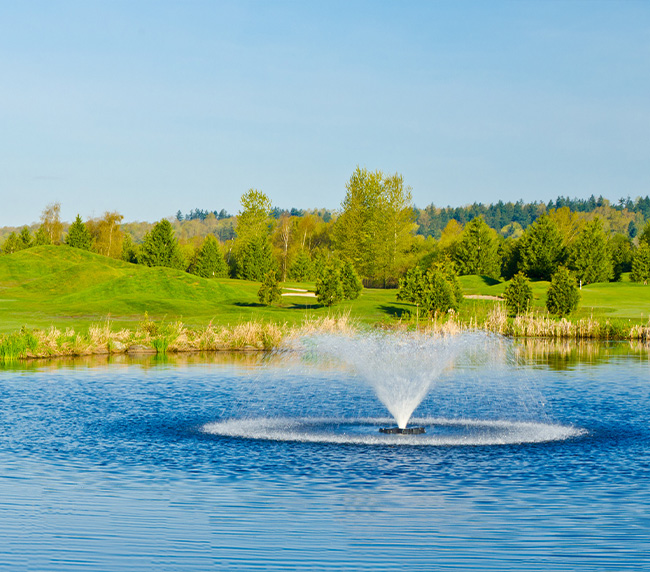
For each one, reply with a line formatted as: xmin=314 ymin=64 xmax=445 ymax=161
xmin=1 ymin=0 xmax=648 ymax=226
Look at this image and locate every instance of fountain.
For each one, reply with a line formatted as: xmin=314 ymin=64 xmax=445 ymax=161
xmin=202 ymin=332 xmax=586 ymax=446
xmin=309 ymin=331 xmax=465 ymax=433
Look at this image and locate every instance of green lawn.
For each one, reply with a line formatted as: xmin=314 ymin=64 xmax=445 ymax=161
xmin=0 ymin=246 xmax=405 ymax=333
xmin=1 ymin=247 xmax=648 ymax=335
xmin=458 ymin=273 xmax=650 ymax=321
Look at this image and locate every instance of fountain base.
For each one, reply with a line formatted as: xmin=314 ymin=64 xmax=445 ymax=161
xmin=379 ymin=426 xmax=425 ymax=435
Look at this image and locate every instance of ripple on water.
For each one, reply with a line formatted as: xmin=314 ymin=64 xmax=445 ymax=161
xmin=201 ymin=416 xmax=587 ymax=446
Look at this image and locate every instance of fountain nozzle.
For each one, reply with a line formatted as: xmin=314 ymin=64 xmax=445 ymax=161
xmin=379 ymin=426 xmax=425 ymax=435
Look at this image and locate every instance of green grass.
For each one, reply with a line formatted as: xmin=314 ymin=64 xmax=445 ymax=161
xmin=1 ymin=247 xmax=649 ymax=336
xmin=0 ymin=246 xmax=406 ymax=333
xmin=458 ymin=273 xmax=650 ymax=322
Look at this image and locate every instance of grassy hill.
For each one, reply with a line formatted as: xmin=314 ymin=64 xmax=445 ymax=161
xmin=0 ymin=246 xmax=408 ymax=333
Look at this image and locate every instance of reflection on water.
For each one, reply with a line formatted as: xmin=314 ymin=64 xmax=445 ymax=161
xmin=512 ymin=338 xmax=650 ymax=370
xmin=0 ymin=350 xmax=270 ymax=371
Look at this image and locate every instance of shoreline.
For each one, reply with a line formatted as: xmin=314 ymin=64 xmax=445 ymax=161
xmin=1 ymin=309 xmax=650 ymax=361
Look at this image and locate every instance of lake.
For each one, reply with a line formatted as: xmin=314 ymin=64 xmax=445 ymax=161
xmin=0 ymin=334 xmax=648 ymax=571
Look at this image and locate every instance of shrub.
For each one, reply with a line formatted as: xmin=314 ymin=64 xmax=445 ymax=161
xmin=546 ymin=267 xmax=580 ymax=317
xmin=503 ymin=272 xmax=533 ymax=316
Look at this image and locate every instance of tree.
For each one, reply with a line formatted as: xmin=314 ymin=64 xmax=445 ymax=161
xmin=333 ymin=167 xmax=416 ymax=285
xmin=503 ymin=272 xmax=533 ymax=316
xmin=234 ymin=189 xmax=274 ymax=280
xmin=138 ymin=219 xmax=184 ymax=269
xmin=316 ymin=262 xmax=344 ymax=306
xmin=39 ymin=202 xmax=64 ymax=245
xmin=288 ymin=249 xmax=313 ymax=281
xmin=1 ymin=232 xmax=21 ymax=254
xmin=272 ymin=213 xmax=296 ymax=282
xmin=190 ymin=235 xmax=228 ymax=278
xmin=257 ymin=270 xmax=282 ymax=305
xmin=518 ymin=214 xmax=565 ymax=280
xmin=87 ymin=211 xmax=124 ymax=258
xmin=236 ymin=234 xmax=275 ymax=281
xmin=340 ymin=259 xmax=363 ymax=300
xmin=546 ymin=267 xmax=580 ymax=316
xmin=64 ymin=215 xmax=93 ymax=250
xmin=631 ymin=243 xmax=650 ymax=285
xmin=609 ymin=234 xmax=633 ymax=281
xmin=453 ymin=217 xmax=500 ymax=278
xmin=121 ymin=233 xmax=139 ymax=264
xmin=397 ymin=262 xmax=463 ymax=317
xmin=567 ymin=217 xmax=612 ymax=285
xmin=18 ymin=227 xmax=32 ymax=249
xmin=638 ymin=220 xmax=650 ymax=246
xmin=33 ymin=226 xmax=51 ymax=246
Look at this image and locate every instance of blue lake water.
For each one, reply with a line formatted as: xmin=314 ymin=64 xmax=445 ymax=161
xmin=0 ymin=336 xmax=649 ymax=571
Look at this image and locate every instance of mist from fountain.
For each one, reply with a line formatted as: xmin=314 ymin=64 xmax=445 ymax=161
xmin=307 ymin=332 xmax=470 ymax=429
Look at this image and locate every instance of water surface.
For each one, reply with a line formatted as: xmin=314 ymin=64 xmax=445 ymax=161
xmin=0 ymin=339 xmax=648 ymax=570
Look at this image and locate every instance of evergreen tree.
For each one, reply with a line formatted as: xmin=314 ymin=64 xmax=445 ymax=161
xmin=236 ymin=234 xmax=275 ymax=281
xmin=1 ymin=232 xmax=21 ymax=254
xmin=340 ymin=259 xmax=363 ymax=300
xmin=546 ymin=267 xmax=580 ymax=316
xmin=288 ymin=249 xmax=313 ymax=281
xmin=121 ymin=233 xmax=139 ymax=264
xmin=138 ymin=219 xmax=184 ymax=269
xmin=33 ymin=226 xmax=51 ymax=246
xmin=503 ymin=272 xmax=533 ymax=316
xmin=453 ymin=217 xmax=500 ymax=278
xmin=18 ymin=227 xmax=32 ymax=249
xmin=397 ymin=263 xmax=463 ymax=317
xmin=638 ymin=220 xmax=650 ymax=247
xmin=567 ymin=217 xmax=612 ymax=285
xmin=64 ymin=214 xmax=93 ymax=250
xmin=190 ymin=235 xmax=227 ymax=278
xmin=631 ymin=243 xmax=650 ymax=285
xmin=518 ymin=214 xmax=565 ymax=280
xmin=257 ymin=270 xmax=282 ymax=305
xmin=609 ymin=234 xmax=633 ymax=281
xmin=316 ymin=263 xmax=344 ymax=306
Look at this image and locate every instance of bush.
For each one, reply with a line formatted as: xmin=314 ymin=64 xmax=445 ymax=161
xmin=503 ymin=272 xmax=533 ymax=316
xmin=546 ymin=267 xmax=580 ymax=317
xmin=257 ymin=270 xmax=282 ymax=305
xmin=316 ymin=263 xmax=344 ymax=306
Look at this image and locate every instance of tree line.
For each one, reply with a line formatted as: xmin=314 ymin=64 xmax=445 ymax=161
xmin=2 ymin=167 xmax=650 ymax=313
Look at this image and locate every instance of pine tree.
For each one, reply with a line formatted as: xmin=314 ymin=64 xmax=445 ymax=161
xmin=546 ymin=267 xmax=580 ymax=316
xmin=288 ymin=249 xmax=313 ymax=281
xmin=64 ymin=215 xmax=93 ymax=250
xmin=236 ymin=234 xmax=275 ymax=281
xmin=316 ymin=263 xmax=344 ymax=306
xmin=503 ymin=272 xmax=533 ymax=316
xmin=518 ymin=214 xmax=565 ymax=280
xmin=1 ymin=232 xmax=21 ymax=254
xmin=191 ymin=235 xmax=227 ymax=278
xmin=340 ymin=260 xmax=363 ymax=300
xmin=568 ymin=217 xmax=612 ymax=285
xmin=257 ymin=270 xmax=282 ymax=305
xmin=397 ymin=263 xmax=463 ymax=317
xmin=18 ymin=227 xmax=32 ymax=249
xmin=453 ymin=216 xmax=500 ymax=278
xmin=138 ymin=219 xmax=184 ymax=269
xmin=631 ymin=243 xmax=650 ymax=285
